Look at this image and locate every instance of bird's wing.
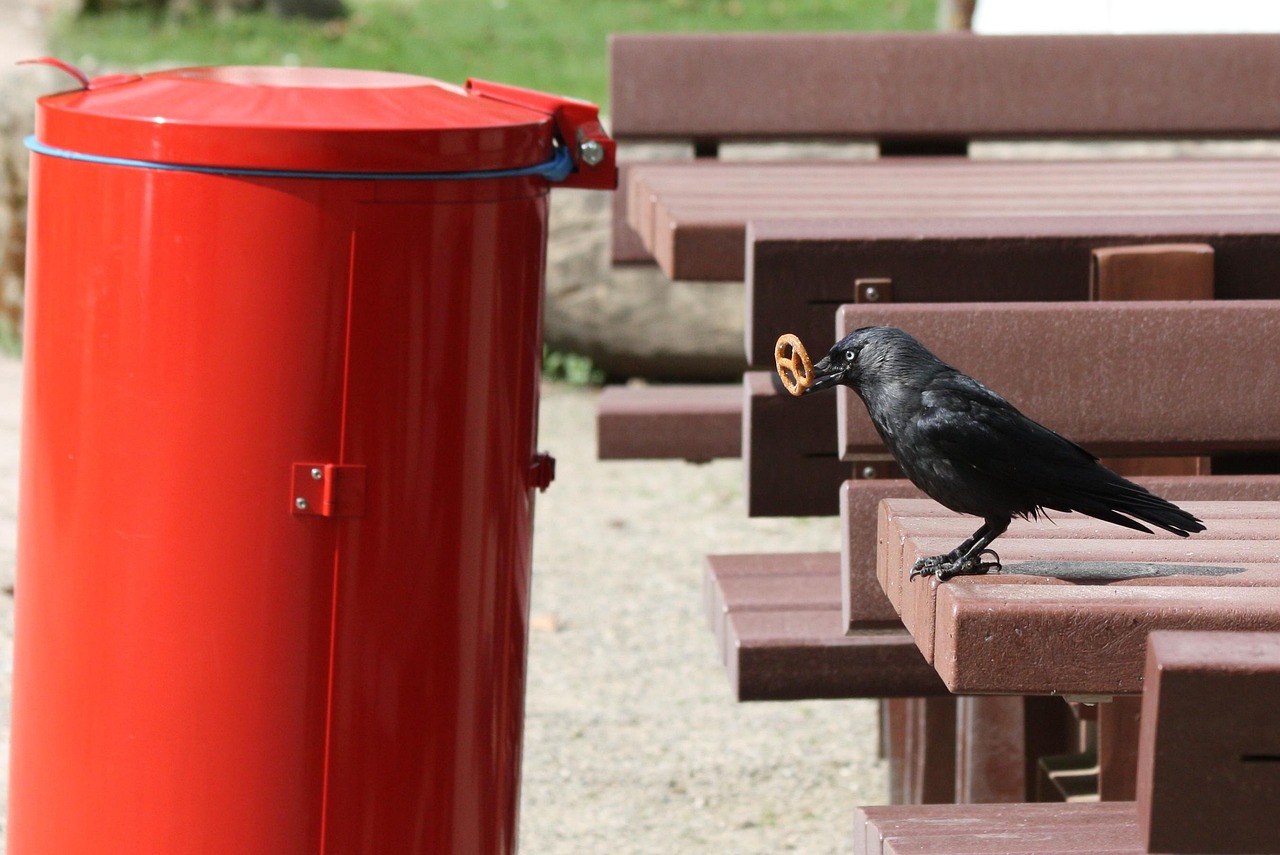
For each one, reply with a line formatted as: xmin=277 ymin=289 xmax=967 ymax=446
xmin=915 ymin=373 xmax=1164 ymax=532
xmin=918 ymin=373 xmax=1095 ymax=468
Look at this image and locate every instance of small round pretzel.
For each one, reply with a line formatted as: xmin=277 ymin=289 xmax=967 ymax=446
xmin=774 ymin=333 xmax=813 ymax=397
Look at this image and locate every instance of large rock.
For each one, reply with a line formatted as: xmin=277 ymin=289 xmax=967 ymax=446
xmin=545 ymin=187 xmax=745 ymax=381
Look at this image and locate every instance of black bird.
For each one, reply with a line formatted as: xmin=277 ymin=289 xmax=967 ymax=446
xmin=803 ymin=326 xmax=1205 ymax=581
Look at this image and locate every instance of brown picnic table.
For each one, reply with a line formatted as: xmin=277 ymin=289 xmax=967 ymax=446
xmin=876 ymin=499 xmax=1280 ymax=697
xmin=857 ymin=629 xmax=1280 ymax=853
xmin=872 ymin=499 xmax=1280 ymax=808
xmin=604 ymin=30 xmax=1280 ymax=823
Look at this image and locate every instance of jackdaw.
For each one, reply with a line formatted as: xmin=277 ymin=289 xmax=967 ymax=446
xmin=803 ymin=326 xmax=1205 ymax=581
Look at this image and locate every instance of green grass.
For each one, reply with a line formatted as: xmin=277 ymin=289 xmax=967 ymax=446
xmin=52 ymin=0 xmax=937 ymax=107
xmin=542 ymin=347 xmax=605 ymax=386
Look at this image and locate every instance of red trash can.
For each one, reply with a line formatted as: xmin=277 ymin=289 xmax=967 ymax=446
xmin=12 ymin=64 xmax=615 ymax=855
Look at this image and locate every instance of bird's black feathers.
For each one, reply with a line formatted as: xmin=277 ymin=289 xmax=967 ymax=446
xmin=802 ymin=326 xmax=1205 ymax=579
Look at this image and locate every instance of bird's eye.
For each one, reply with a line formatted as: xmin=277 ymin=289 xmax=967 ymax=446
xmin=844 ymin=349 xmax=857 ymax=362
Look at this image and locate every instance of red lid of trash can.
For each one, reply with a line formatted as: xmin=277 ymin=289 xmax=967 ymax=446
xmin=34 ymin=65 xmax=558 ymax=174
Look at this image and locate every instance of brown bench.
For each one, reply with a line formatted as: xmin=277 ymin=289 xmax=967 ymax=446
xmin=855 ymin=630 xmax=1280 ymax=855
xmin=611 ymin=31 xmax=1280 ymax=266
xmin=607 ymin=235 xmax=1280 ymax=488
xmin=609 ymin=32 xmax=1280 ymax=146
xmin=876 ymin=499 xmax=1280 ymax=808
xmin=599 ymin=30 xmax=1280 ymax=466
xmin=704 ymin=476 xmax=1280 ymax=698
xmin=613 ymin=236 xmax=1280 ymax=514
xmin=751 ymin=246 xmax=1280 ymax=516
xmin=703 ymin=552 xmax=946 ymax=701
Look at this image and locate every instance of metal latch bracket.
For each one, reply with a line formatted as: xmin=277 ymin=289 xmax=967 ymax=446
xmin=291 ymin=463 xmax=367 ymax=517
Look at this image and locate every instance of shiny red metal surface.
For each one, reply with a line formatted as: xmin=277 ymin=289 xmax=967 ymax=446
xmin=467 ymin=78 xmax=616 ymax=189
xmin=36 ymin=65 xmax=557 ymax=173
xmin=13 ymin=67 xmax=614 ymax=855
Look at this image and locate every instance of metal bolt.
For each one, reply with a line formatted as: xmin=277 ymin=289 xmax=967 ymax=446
xmin=295 ymin=497 xmax=309 ymax=511
xmin=579 ymin=139 xmax=605 ymax=166
xmin=310 ymin=467 xmax=323 ymax=480
xmin=861 ymin=465 xmax=878 ymax=479
xmin=862 ymin=285 xmax=881 ymax=302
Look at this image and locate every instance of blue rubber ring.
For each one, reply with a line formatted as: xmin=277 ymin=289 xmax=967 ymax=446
xmin=25 ymin=134 xmax=575 ymax=182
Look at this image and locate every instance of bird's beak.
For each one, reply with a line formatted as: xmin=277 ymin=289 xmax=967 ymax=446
xmin=802 ymin=355 xmax=843 ymax=394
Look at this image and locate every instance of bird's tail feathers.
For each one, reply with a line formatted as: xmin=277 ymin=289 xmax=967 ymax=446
xmin=1072 ymin=473 xmax=1206 ymax=537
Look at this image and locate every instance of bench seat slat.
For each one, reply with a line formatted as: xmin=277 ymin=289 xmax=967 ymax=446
xmin=596 ymin=384 xmax=741 ymax=460
xmin=704 ymin=554 xmax=946 ymax=701
xmin=855 ymin=802 xmax=1141 ymax=855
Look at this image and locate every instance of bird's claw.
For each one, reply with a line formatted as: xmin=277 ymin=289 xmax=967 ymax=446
xmin=970 ymin=549 xmax=1003 ymax=576
xmin=908 ymin=555 xmax=947 ymax=581
xmin=909 ymin=549 xmax=1002 ymax=582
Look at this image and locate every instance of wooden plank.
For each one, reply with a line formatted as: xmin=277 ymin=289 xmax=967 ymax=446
xmin=611 ymin=163 xmax=659 ymax=265
xmin=1089 ymin=242 xmax=1215 ymax=477
xmin=610 ymin=33 xmax=1280 ymax=142
xmin=842 ymin=479 xmax=925 ymax=629
xmin=747 ymin=216 xmax=1280 ymax=367
xmin=833 ymin=300 xmax=1280 ymax=460
xmin=1098 ymin=695 xmax=1143 ymax=802
xmin=611 ymin=32 xmax=1280 ymax=271
xmin=596 ymin=384 xmax=740 ymax=461
xmin=743 ymin=371 xmax=849 ymax=517
xmin=1138 ymin=630 xmax=1280 ymax=854
xmin=953 ymin=696 xmax=1028 ymax=804
xmin=703 ymin=552 xmax=839 ymax=656
xmin=848 ymin=475 xmax=1280 ymax=635
xmin=726 ymin=614 xmax=945 ymax=701
xmin=876 ymin=499 xmax=1280 ymax=695
xmin=1089 ymin=243 xmax=1214 ymax=301
xmin=629 ymin=158 xmax=1280 ymax=279
xmin=856 ymin=801 xmax=1141 ymax=855
xmin=885 ymin=697 xmax=958 ymax=806
xmin=882 ymin=501 xmax=1280 ymax=672
xmin=704 ymin=553 xmax=946 ymax=701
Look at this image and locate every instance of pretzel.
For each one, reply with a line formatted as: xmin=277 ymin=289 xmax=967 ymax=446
xmin=774 ymin=333 xmax=813 ymax=397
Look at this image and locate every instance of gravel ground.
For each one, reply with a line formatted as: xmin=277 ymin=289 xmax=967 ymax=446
xmin=521 ymin=382 xmax=883 ymax=854
xmin=0 ymin=369 xmax=883 ymax=854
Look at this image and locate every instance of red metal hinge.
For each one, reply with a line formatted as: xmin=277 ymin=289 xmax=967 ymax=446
xmin=464 ymin=78 xmax=617 ymax=191
xmin=529 ymin=453 xmax=556 ymax=492
xmin=291 ymin=463 xmax=367 ymax=518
